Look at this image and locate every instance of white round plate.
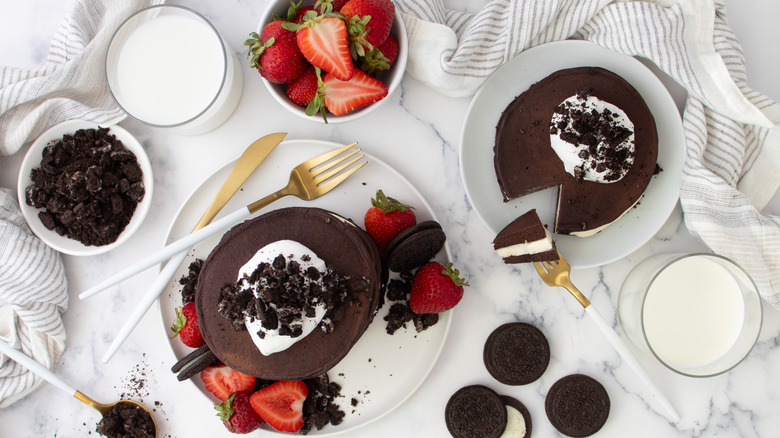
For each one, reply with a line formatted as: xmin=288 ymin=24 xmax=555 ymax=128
xmin=16 ymin=119 xmax=153 ymax=256
xmin=157 ymin=139 xmax=452 ymax=435
xmin=460 ymin=40 xmax=685 ymax=268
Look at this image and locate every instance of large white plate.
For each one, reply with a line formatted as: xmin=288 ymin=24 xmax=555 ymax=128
xmin=460 ymin=40 xmax=685 ymax=268
xmin=157 ymin=139 xmax=451 ymax=436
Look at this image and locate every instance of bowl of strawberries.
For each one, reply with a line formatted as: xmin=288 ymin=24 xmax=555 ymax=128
xmin=251 ymin=0 xmax=407 ymax=123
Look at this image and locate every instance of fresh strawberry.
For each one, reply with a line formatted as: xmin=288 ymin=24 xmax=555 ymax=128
xmin=250 ymin=380 xmax=308 ymax=433
xmin=315 ymin=0 xmax=348 ymax=14
xmin=286 ymin=16 xmax=353 ymax=81
xmin=170 ymin=302 xmax=205 ymax=348
xmin=364 ymin=189 xmax=416 ymax=255
xmin=341 ymin=0 xmax=395 ymax=56
xmin=360 ymin=34 xmax=398 ymax=74
xmin=215 ymin=391 xmax=264 ymax=434
xmin=245 ymin=21 xmax=307 ymax=84
xmin=409 ymin=262 xmax=469 ymax=314
xmin=201 ymin=364 xmax=257 ymax=402
xmin=287 ymin=65 xmax=320 ymax=106
xmin=293 ymin=5 xmax=315 ymax=23
xmin=322 ymin=69 xmax=388 ymax=115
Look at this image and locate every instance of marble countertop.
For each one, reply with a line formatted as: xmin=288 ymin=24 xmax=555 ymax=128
xmin=2 ymin=0 xmax=780 ymax=437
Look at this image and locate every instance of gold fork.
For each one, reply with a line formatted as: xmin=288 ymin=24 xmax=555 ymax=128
xmin=80 ymin=143 xmax=367 ymax=296
xmin=534 ymin=252 xmax=680 ymax=422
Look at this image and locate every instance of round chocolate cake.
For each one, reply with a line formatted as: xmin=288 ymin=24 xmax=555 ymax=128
xmin=195 ymin=207 xmax=381 ymax=380
xmin=494 ymin=66 xmax=658 ymax=236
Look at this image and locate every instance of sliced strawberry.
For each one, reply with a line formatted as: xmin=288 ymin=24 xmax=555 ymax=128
xmin=201 ymin=364 xmax=257 ymax=402
xmin=322 ymin=69 xmax=388 ymax=115
xmin=293 ymin=16 xmax=353 ymax=81
xmin=250 ymin=380 xmax=308 ymax=433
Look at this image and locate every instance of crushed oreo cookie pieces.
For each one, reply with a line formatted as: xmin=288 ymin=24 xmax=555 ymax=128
xmin=24 ymin=126 xmax=145 ymax=246
xmin=382 ymin=272 xmax=438 ymax=334
xmin=95 ymin=402 xmax=155 ymax=438
xmin=217 ymin=253 xmax=354 ymax=337
xmin=550 ymin=90 xmax=635 ymax=183
xmin=300 ymin=373 xmax=346 ymax=434
xmin=178 ymin=259 xmax=203 ymax=304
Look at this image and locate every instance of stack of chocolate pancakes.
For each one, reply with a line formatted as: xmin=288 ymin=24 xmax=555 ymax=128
xmin=494 ymin=66 xmax=658 ymax=236
xmin=195 ymin=207 xmax=382 ymax=380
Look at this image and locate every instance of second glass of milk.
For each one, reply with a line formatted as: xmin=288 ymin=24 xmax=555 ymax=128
xmin=618 ymin=253 xmax=762 ymax=377
xmin=105 ymin=5 xmax=243 ymax=134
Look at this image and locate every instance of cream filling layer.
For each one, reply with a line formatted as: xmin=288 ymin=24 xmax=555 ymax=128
xmin=496 ymin=227 xmax=554 ymax=258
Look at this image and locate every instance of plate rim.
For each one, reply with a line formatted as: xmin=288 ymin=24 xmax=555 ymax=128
xmin=459 ymin=40 xmax=685 ymax=268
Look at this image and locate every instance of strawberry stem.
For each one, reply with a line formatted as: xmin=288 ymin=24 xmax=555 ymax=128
xmin=442 ymin=262 xmax=469 ymax=287
xmin=370 ymin=189 xmax=414 ymax=214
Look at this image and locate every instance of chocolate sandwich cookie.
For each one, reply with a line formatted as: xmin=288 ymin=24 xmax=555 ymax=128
xmin=445 ymin=385 xmax=507 ymax=438
xmin=384 ymin=220 xmax=446 ymax=272
xmin=483 ymin=322 xmax=550 ymax=385
xmin=545 ymin=374 xmax=610 ymax=437
xmin=500 ymin=395 xmax=533 ymax=438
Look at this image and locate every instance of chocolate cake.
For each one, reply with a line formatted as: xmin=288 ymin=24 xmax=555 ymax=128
xmin=195 ymin=207 xmax=381 ymax=380
xmin=494 ymin=66 xmax=658 ymax=236
xmin=493 ymin=209 xmax=558 ymax=263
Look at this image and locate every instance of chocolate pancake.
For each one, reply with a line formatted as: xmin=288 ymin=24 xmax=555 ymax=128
xmin=195 ymin=207 xmax=381 ymax=380
xmin=494 ymin=66 xmax=658 ymax=236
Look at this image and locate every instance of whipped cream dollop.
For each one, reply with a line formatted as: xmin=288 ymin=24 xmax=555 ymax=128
xmin=550 ymin=93 xmax=635 ymax=183
xmin=239 ymin=240 xmax=329 ymax=356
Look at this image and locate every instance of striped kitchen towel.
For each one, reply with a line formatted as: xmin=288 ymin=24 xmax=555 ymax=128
xmin=0 ymin=0 xmax=162 ymax=156
xmin=0 ymin=189 xmax=68 ymax=408
xmin=396 ymin=0 xmax=780 ymax=307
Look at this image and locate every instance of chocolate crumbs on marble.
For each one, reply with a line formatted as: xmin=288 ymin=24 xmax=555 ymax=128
xmin=24 ymin=126 xmax=145 ymax=246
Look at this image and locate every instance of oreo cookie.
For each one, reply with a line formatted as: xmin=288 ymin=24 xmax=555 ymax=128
xmin=500 ymin=395 xmax=533 ymax=438
xmin=545 ymin=374 xmax=610 ymax=437
xmin=483 ymin=322 xmax=550 ymax=385
xmin=445 ymin=385 xmax=507 ymax=438
xmin=384 ymin=220 xmax=446 ymax=272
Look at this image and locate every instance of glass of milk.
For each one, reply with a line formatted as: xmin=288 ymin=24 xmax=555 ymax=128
xmin=618 ymin=253 xmax=762 ymax=377
xmin=105 ymin=5 xmax=243 ymax=134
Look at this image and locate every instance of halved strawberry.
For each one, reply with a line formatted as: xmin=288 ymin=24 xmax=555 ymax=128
xmin=322 ymin=69 xmax=388 ymax=115
xmin=287 ymin=16 xmax=353 ymax=81
xmin=250 ymin=380 xmax=308 ymax=433
xmin=201 ymin=364 xmax=257 ymax=402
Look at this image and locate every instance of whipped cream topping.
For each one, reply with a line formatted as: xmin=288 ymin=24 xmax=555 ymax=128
xmin=496 ymin=227 xmax=554 ymax=258
xmin=550 ymin=93 xmax=635 ymax=183
xmin=239 ymin=240 xmax=328 ymax=356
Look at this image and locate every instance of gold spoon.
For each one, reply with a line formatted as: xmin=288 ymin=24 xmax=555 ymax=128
xmin=0 ymin=339 xmax=157 ymax=436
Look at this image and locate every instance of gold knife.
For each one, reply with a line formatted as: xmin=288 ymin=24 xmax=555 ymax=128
xmin=98 ymin=132 xmax=287 ymax=362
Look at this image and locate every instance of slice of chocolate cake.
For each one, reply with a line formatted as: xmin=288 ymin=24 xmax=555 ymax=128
xmin=494 ymin=67 xmax=658 ymax=236
xmin=195 ymin=207 xmax=381 ymax=380
xmin=493 ymin=209 xmax=558 ymax=264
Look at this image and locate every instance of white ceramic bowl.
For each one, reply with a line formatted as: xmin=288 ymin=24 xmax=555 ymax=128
xmin=257 ymin=0 xmax=407 ymax=123
xmin=16 ymin=120 xmax=154 ymax=256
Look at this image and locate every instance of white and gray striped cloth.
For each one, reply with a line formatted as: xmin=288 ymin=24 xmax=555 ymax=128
xmin=0 ymin=189 xmax=68 ymax=408
xmin=0 ymin=0 xmax=158 ymax=407
xmin=397 ymin=0 xmax=780 ymax=307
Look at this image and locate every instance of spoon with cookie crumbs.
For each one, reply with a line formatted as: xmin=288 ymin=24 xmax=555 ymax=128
xmin=0 ymin=339 xmax=157 ymax=437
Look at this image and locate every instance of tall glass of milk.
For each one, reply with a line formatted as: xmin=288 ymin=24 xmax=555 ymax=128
xmin=618 ymin=253 xmax=762 ymax=377
xmin=105 ymin=5 xmax=243 ymax=134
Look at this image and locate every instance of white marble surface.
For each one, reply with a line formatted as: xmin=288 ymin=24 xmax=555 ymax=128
xmin=1 ymin=0 xmax=780 ymax=437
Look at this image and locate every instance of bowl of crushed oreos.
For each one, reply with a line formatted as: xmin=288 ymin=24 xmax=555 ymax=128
xmin=17 ymin=119 xmax=153 ymax=256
